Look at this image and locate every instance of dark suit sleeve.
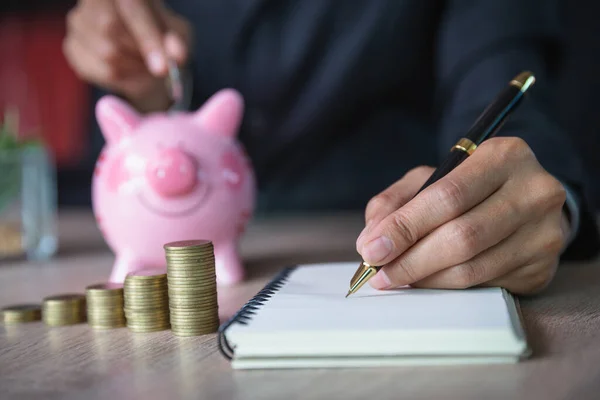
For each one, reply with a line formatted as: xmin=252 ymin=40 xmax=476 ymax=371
xmin=434 ymin=0 xmax=599 ymax=260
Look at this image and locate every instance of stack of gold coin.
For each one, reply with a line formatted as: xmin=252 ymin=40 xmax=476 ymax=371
xmin=123 ymin=269 xmax=170 ymax=333
xmin=85 ymin=283 xmax=126 ymax=329
xmin=164 ymin=240 xmax=220 ymax=336
xmin=1 ymin=304 xmax=42 ymax=324
xmin=42 ymin=294 xmax=87 ymax=326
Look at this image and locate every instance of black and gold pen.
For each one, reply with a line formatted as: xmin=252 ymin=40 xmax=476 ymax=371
xmin=346 ymin=71 xmax=536 ymax=298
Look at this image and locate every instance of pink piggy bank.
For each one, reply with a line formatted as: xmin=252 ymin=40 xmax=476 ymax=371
xmin=92 ymin=89 xmax=255 ymax=285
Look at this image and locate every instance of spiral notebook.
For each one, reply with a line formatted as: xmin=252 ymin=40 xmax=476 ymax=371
xmin=217 ymin=262 xmax=530 ymax=369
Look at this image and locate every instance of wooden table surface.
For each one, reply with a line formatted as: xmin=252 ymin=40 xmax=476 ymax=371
xmin=1 ymin=210 xmax=600 ymax=400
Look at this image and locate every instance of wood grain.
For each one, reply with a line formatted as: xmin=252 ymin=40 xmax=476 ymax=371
xmin=1 ymin=210 xmax=600 ymax=400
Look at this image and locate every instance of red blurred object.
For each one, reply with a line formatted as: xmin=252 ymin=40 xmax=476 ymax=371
xmin=0 ymin=11 xmax=89 ymax=167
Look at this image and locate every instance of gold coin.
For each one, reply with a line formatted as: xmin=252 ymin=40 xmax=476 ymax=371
xmin=170 ymin=307 xmax=218 ymax=315
xmin=167 ymin=284 xmax=216 ymax=291
xmin=166 ymin=261 xmax=215 ymax=267
xmin=126 ymin=320 xmax=170 ymax=327
xmin=124 ymin=309 xmax=169 ymax=317
xmin=124 ymin=289 xmax=167 ymax=296
xmin=124 ymin=303 xmax=169 ymax=311
xmin=123 ymin=291 xmax=167 ymax=299
xmin=170 ymin=292 xmax=216 ymax=299
xmin=164 ymin=239 xmax=212 ymax=249
xmin=172 ymin=319 xmax=219 ymax=324
xmin=165 ymin=248 xmax=213 ymax=254
xmin=165 ymin=256 xmax=215 ymax=263
xmin=43 ymin=293 xmax=86 ymax=305
xmin=166 ymin=268 xmax=215 ymax=275
xmin=126 ymin=319 xmax=170 ymax=325
xmin=42 ymin=294 xmax=86 ymax=326
xmin=167 ymin=278 xmax=216 ymax=285
xmin=126 ymin=268 xmax=167 ymax=278
xmin=89 ymin=324 xmax=126 ymax=330
xmin=168 ymin=295 xmax=217 ymax=304
xmin=169 ymin=296 xmax=217 ymax=304
xmin=88 ymin=318 xmax=126 ymax=323
xmin=87 ymin=312 xmax=125 ymax=320
xmin=165 ymin=253 xmax=214 ymax=259
xmin=169 ymin=297 xmax=218 ymax=306
xmin=171 ymin=327 xmax=219 ymax=336
xmin=123 ymin=291 xmax=168 ymax=298
xmin=170 ymin=315 xmax=219 ymax=323
xmin=168 ymin=291 xmax=217 ymax=299
xmin=171 ymin=319 xmax=220 ymax=328
xmin=128 ymin=326 xmax=170 ymax=333
xmin=166 ymin=260 xmax=215 ymax=266
xmin=166 ymin=264 xmax=215 ymax=270
xmin=124 ymin=281 xmax=167 ymax=288
xmin=1 ymin=304 xmax=42 ymax=324
xmin=170 ymin=319 xmax=219 ymax=327
xmin=166 ymin=259 xmax=215 ymax=265
xmin=166 ymin=274 xmax=215 ymax=282
xmin=86 ymin=282 xmax=124 ymax=292
xmin=124 ymin=296 xmax=169 ymax=304
xmin=164 ymin=246 xmax=213 ymax=253
xmin=171 ymin=326 xmax=219 ymax=333
xmin=167 ymin=281 xmax=216 ymax=288
xmin=166 ymin=255 xmax=215 ymax=261
xmin=123 ymin=283 xmax=167 ymax=291
xmin=171 ymin=318 xmax=219 ymax=325
xmin=169 ymin=300 xmax=218 ymax=308
xmin=173 ymin=312 xmax=219 ymax=320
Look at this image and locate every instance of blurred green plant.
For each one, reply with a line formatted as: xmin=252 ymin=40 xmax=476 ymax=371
xmin=0 ymin=107 xmax=41 ymax=215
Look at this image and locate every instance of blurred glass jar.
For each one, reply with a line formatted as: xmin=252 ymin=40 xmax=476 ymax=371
xmin=0 ymin=144 xmax=58 ymax=261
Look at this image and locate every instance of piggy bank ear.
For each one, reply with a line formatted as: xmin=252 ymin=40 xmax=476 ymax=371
xmin=191 ymin=89 xmax=244 ymax=138
xmin=95 ymin=95 xmax=141 ymax=144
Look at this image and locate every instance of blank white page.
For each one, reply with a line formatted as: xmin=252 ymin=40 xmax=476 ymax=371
xmin=234 ymin=262 xmax=515 ymax=333
xmin=225 ymin=262 xmax=529 ymax=365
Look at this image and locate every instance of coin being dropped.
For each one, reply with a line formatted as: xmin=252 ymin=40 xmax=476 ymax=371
xmin=167 ymin=60 xmax=183 ymax=107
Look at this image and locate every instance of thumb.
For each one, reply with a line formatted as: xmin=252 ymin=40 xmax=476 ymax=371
xmin=357 ymin=166 xmax=434 ymax=251
xmin=115 ymin=0 xmax=167 ymax=76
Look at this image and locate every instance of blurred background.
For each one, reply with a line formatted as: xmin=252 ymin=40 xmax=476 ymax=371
xmin=0 ymin=0 xmax=599 ymax=212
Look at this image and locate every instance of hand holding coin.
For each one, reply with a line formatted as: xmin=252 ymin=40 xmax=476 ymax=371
xmin=63 ymin=0 xmax=192 ymax=113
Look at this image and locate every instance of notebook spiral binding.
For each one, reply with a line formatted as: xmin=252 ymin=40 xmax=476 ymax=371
xmin=217 ymin=266 xmax=296 ymax=360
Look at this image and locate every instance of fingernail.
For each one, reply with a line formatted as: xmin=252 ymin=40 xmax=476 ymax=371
xmin=361 ymin=236 xmax=393 ymax=264
xmin=165 ymin=33 xmax=186 ymax=61
xmin=147 ymin=51 xmax=166 ymax=75
xmin=369 ymin=269 xmax=392 ymax=289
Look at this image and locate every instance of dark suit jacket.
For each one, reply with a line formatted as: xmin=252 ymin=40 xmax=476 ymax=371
xmin=63 ymin=0 xmax=600 ymax=259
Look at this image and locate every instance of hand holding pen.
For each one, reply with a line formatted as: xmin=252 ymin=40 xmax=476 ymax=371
xmin=351 ymin=72 xmax=570 ymax=296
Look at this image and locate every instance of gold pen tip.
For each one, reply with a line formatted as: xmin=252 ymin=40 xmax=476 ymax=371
xmin=345 ymin=291 xmax=352 ymax=298
xmin=510 ymin=71 xmax=536 ymax=93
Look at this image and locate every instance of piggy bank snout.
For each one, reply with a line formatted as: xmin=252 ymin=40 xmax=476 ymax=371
xmin=146 ymin=148 xmax=198 ymax=197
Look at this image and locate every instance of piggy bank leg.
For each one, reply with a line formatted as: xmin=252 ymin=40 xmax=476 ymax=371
xmin=215 ymin=242 xmax=245 ymax=285
xmin=109 ymin=252 xmax=142 ymax=283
